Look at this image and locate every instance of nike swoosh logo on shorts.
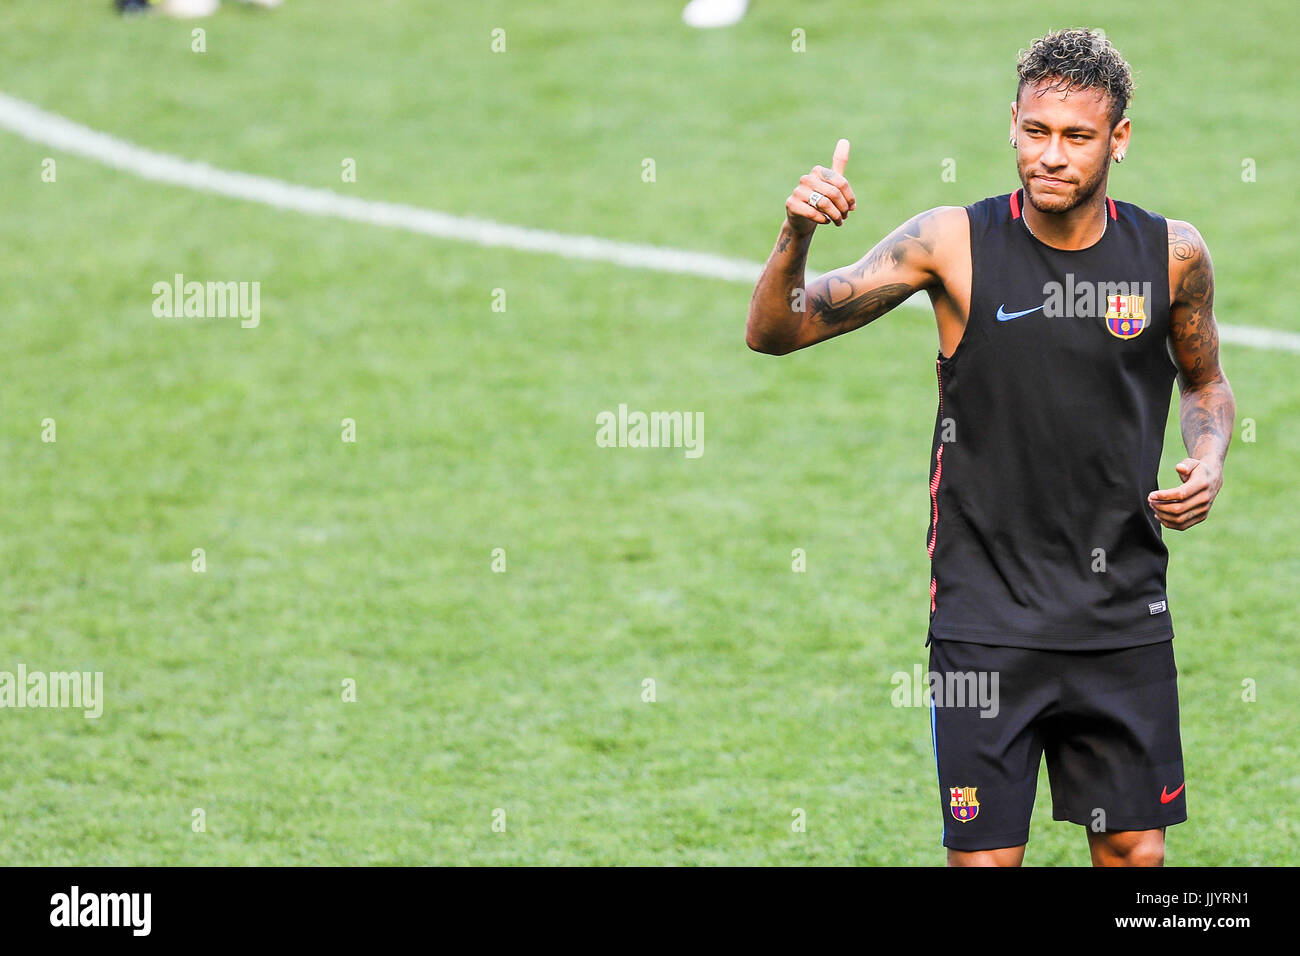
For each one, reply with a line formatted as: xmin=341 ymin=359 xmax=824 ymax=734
xmin=996 ymin=304 xmax=1045 ymax=321
xmin=1160 ymin=783 xmax=1186 ymax=803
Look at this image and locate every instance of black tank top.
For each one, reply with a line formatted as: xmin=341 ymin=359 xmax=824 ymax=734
xmin=926 ymin=188 xmax=1176 ymax=649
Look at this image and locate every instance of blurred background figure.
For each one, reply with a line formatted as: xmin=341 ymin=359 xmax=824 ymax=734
xmin=116 ymin=0 xmax=282 ymax=16
xmin=682 ymin=0 xmax=748 ymax=28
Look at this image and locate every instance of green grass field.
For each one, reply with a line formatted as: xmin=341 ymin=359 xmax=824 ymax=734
xmin=0 ymin=0 xmax=1296 ymax=865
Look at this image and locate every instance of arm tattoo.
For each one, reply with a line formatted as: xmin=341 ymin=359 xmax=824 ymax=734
xmin=809 ymin=281 xmax=913 ymax=327
xmin=851 ymin=211 xmax=936 ymax=280
xmin=1181 ymin=387 xmax=1235 ymax=465
xmin=805 ymin=210 xmax=937 ymax=329
xmin=1168 ymin=220 xmax=1235 ymax=464
xmin=1168 ymin=224 xmax=1197 ymax=262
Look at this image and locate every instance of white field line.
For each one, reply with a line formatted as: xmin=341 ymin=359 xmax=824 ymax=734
xmin=1217 ymin=324 xmax=1300 ymax=352
xmin=2 ymin=90 xmax=1296 ymax=354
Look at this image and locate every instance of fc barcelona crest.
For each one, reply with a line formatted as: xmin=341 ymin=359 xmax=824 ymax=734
xmin=950 ymin=786 xmax=980 ymax=823
xmin=1104 ymin=293 xmax=1147 ymax=339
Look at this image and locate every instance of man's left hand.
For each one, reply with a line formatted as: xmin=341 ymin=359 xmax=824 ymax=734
xmin=1148 ymin=457 xmax=1223 ymax=531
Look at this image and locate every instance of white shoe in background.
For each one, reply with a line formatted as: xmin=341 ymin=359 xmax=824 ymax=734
xmin=682 ymin=0 xmax=749 ymax=29
xmin=159 ymin=0 xmax=219 ymax=16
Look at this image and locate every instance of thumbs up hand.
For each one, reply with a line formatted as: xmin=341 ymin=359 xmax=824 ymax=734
xmin=786 ymin=138 xmax=856 ymax=235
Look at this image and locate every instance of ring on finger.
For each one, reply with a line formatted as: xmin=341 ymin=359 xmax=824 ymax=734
xmin=808 ymin=190 xmax=825 ymax=211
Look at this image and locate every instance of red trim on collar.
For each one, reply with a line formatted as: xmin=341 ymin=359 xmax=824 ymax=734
xmin=1107 ymin=196 xmax=1118 ymax=220
xmin=1010 ymin=189 xmax=1021 ymax=219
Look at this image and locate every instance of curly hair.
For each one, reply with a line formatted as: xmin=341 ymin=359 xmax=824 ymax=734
xmin=1017 ymin=28 xmax=1135 ymax=129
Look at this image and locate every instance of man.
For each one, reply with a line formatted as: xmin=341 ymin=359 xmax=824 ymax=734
xmin=745 ymin=28 xmax=1234 ymax=866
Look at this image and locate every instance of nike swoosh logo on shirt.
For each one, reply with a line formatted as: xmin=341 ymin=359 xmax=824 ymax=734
xmin=1160 ymin=783 xmax=1186 ymax=804
xmin=996 ymin=304 xmax=1045 ymax=322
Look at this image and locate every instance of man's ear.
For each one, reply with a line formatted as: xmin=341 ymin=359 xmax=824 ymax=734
xmin=1009 ymin=102 xmax=1018 ymax=142
xmin=1111 ymin=116 xmax=1131 ymax=152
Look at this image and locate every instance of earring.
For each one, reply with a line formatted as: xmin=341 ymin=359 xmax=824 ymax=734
xmin=1010 ymin=138 xmax=1017 ymax=147
xmin=1114 ymin=153 xmax=1124 ymax=163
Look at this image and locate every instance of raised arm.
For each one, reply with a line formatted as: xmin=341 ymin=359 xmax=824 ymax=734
xmin=745 ymin=139 xmax=958 ymax=355
xmin=1147 ymin=219 xmax=1236 ymax=531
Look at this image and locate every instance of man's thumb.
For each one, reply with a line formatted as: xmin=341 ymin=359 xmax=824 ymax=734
xmin=832 ymin=139 xmax=851 ymax=176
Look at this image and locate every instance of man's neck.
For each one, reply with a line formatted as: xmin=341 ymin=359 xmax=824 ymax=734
xmin=1021 ymin=189 xmax=1109 ymax=250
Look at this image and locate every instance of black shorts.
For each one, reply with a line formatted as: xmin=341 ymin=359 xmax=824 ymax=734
xmin=926 ymin=636 xmax=1187 ymax=852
